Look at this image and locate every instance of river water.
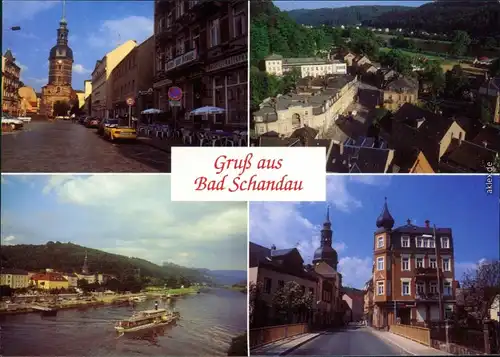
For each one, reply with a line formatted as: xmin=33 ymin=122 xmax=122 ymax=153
xmin=0 ymin=288 xmax=247 ymax=356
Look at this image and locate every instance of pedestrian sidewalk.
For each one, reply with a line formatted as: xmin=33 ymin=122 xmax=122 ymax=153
xmin=251 ymin=333 xmax=323 ymax=356
xmin=137 ymin=135 xmax=181 ymax=153
xmin=368 ymin=327 xmax=451 ymax=355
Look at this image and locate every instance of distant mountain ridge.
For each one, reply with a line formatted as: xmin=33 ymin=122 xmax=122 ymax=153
xmin=1 ymin=242 xmax=210 ymax=283
xmin=286 ymin=6 xmax=413 ymax=27
xmin=197 ymin=269 xmax=247 ymax=285
xmin=364 ymin=1 xmax=500 ymax=38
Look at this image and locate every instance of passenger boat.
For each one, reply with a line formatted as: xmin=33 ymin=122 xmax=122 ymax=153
xmin=115 ymin=308 xmax=179 ymax=333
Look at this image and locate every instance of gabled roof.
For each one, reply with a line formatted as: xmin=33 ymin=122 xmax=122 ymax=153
xmin=31 ymin=272 xmax=68 ymax=282
xmin=392 ymin=222 xmax=452 ymax=235
xmin=4 ymin=49 xmax=14 ymax=61
xmin=440 ymin=138 xmax=498 ymax=173
xmin=326 ymin=142 xmax=392 ymax=173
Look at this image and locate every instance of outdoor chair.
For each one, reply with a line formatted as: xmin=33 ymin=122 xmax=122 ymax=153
xmin=224 ymin=136 xmax=235 ymax=147
xmin=182 ymin=129 xmax=193 ymax=145
xmin=197 ymin=132 xmax=209 ymax=146
xmin=210 ymin=134 xmax=222 ymax=147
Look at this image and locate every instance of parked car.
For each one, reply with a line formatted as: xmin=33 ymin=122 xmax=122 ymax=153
xmin=55 ymin=116 xmax=64 ymax=120
xmin=104 ymin=123 xmax=137 ymax=141
xmin=2 ymin=113 xmax=24 ymax=130
xmin=17 ymin=116 xmax=32 ymax=123
xmin=97 ymin=118 xmax=119 ymax=136
xmin=86 ymin=118 xmax=100 ymax=128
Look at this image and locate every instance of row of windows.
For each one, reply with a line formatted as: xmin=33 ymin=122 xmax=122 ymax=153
xmin=376 ymin=280 xmax=452 ymax=296
xmin=3 ymin=66 xmax=20 ymax=76
xmin=376 ymin=256 xmax=452 ymax=272
xmin=113 ymin=80 xmax=136 ymax=99
xmin=157 ymin=9 xmax=246 ymax=67
xmin=376 ymin=236 xmax=450 ymax=249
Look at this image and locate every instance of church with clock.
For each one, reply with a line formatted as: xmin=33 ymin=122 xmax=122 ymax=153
xmin=40 ymin=1 xmax=76 ymax=117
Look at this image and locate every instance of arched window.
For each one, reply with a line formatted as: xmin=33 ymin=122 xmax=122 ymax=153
xmin=56 ymin=87 xmax=61 ymax=93
xmin=292 ymin=113 xmax=301 ymax=127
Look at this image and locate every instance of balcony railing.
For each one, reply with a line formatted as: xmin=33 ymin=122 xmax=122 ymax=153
xmin=165 ymin=49 xmax=198 ymax=72
xmin=415 ymin=267 xmax=440 ymax=276
xmin=415 ymin=292 xmax=439 ymax=301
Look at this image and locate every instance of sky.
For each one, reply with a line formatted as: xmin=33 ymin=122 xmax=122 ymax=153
xmin=0 ymin=175 xmax=248 ymax=271
xmin=250 ymin=175 xmax=500 ymax=289
xmin=275 ymin=1 xmax=430 ymax=11
xmin=2 ymin=1 xmax=154 ymax=92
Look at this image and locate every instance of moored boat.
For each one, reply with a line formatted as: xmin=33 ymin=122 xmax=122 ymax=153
xmin=129 ymin=295 xmax=147 ymax=303
xmin=114 ymin=308 xmax=180 ymax=333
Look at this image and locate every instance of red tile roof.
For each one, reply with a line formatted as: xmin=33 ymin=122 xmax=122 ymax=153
xmin=31 ymin=272 xmax=68 ymax=282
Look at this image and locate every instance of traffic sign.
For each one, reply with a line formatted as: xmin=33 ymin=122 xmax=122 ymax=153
xmin=168 ymin=86 xmax=182 ymax=101
xmin=169 ymin=100 xmax=181 ymax=107
xmin=126 ymin=97 xmax=135 ymax=106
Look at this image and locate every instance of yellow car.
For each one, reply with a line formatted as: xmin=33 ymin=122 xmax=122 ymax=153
xmin=104 ymin=125 xmax=137 ymax=141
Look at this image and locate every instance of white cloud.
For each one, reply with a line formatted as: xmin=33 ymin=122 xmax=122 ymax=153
xmin=1 ymin=176 xmax=6 ymax=184
xmin=2 ymin=1 xmax=58 ymax=22
xmin=87 ymin=16 xmax=153 ymax=49
xmin=42 ymin=175 xmax=247 ymax=243
xmin=250 ymin=176 xmax=389 ymax=288
xmin=349 ymin=175 xmax=392 ymax=187
xmin=17 ymin=61 xmax=28 ymax=72
xmin=1 ymin=235 xmax=17 ymax=246
xmin=72 ymin=64 xmax=91 ymax=74
xmin=338 ymin=256 xmax=372 ymax=288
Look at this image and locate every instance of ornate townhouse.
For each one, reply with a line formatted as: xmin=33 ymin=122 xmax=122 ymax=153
xmin=2 ymin=50 xmax=21 ymax=115
xmin=153 ymin=0 xmax=247 ymax=129
xmin=371 ymin=198 xmax=457 ymax=328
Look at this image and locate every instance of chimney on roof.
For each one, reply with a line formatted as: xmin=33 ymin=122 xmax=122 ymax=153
xmin=271 ymin=244 xmax=276 ymax=250
xmin=339 ymin=142 xmax=344 ymax=156
xmin=483 ymin=141 xmax=488 ymax=148
xmin=425 ymin=220 xmax=430 ymax=228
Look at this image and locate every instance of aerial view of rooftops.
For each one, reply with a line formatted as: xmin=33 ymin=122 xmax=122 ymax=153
xmin=250 ymin=0 xmax=500 ymax=173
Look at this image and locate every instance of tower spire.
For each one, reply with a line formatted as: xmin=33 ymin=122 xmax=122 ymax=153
xmin=326 ymin=204 xmax=330 ymax=223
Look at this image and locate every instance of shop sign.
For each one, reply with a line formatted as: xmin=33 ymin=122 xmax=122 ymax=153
xmin=206 ymin=53 xmax=247 ymax=72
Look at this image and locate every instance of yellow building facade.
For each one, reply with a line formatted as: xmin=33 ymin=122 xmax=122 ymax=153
xmin=0 ymin=269 xmax=30 ymax=289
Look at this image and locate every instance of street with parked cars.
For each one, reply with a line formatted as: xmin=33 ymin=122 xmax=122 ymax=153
xmin=1 ymin=116 xmax=171 ymax=172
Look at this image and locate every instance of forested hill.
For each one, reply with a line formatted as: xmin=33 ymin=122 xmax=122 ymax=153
xmin=0 ymin=242 xmax=209 ymax=283
xmin=365 ymin=1 xmax=500 ymax=39
xmin=286 ymin=6 xmax=412 ymax=27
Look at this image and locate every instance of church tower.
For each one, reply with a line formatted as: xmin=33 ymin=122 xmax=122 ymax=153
xmin=312 ymin=206 xmax=339 ymax=270
xmin=48 ymin=0 xmax=73 ymax=86
xmin=40 ymin=0 xmax=75 ymax=117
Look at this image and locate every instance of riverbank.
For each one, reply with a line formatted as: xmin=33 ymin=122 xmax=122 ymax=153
xmin=0 ymin=293 xmax=144 ymax=315
xmin=144 ymin=286 xmax=202 ymax=298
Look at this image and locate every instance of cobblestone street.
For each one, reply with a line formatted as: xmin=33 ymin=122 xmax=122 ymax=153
xmin=1 ymin=121 xmax=171 ymax=172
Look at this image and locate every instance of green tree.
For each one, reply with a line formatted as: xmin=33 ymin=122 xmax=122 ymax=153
xmin=449 ymin=30 xmax=471 ymax=57
xmin=269 ymin=28 xmax=290 ymax=57
xmin=250 ymin=23 xmax=270 ymax=63
xmin=421 ymin=60 xmax=445 ymax=97
xmin=272 ymin=281 xmax=311 ymax=324
xmin=379 ymin=50 xmax=413 ymax=76
xmin=445 ymin=65 xmax=470 ymax=98
xmin=249 ymin=281 xmax=264 ymax=326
